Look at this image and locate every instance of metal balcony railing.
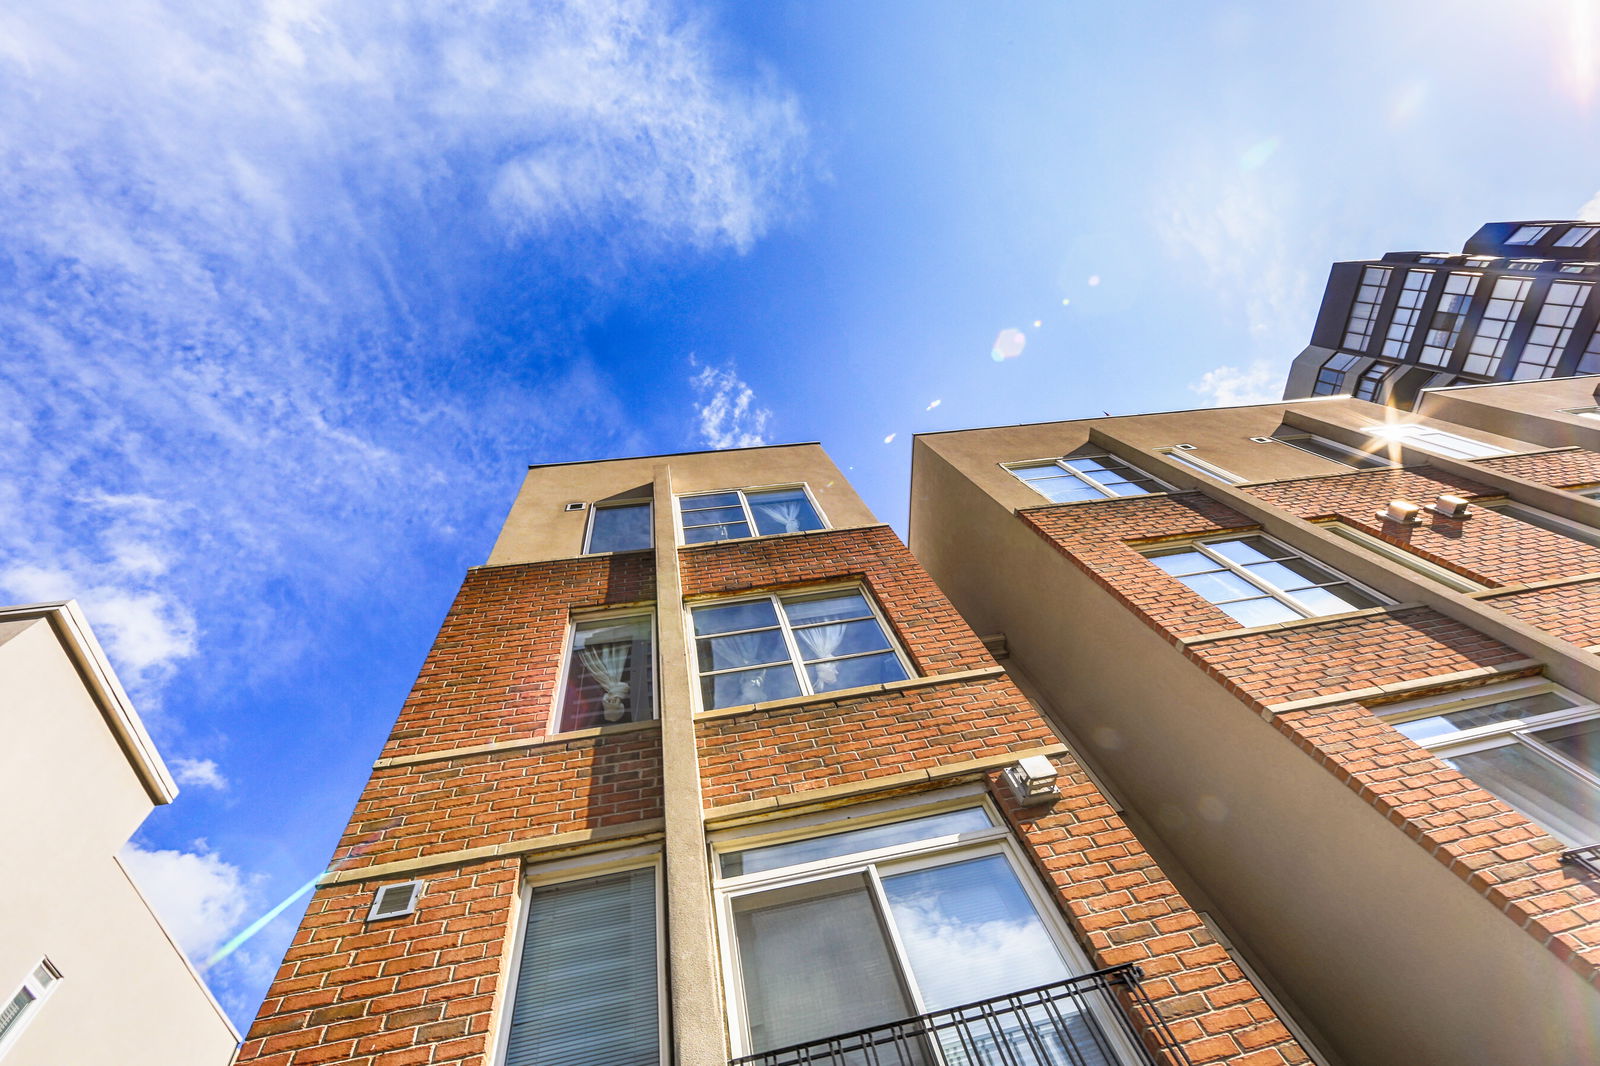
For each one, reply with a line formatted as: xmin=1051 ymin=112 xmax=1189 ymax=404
xmin=729 ymin=964 xmax=1192 ymax=1066
xmin=1561 ymin=842 xmax=1600 ymax=878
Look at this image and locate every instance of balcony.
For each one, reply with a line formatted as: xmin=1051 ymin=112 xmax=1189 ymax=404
xmin=729 ymin=964 xmax=1192 ymax=1066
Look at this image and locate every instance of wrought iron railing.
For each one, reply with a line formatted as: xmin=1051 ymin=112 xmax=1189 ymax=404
xmin=729 ymin=964 xmax=1192 ymax=1066
xmin=1561 ymin=842 xmax=1600 ymax=878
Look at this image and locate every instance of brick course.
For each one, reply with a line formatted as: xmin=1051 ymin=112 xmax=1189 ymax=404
xmin=1475 ymin=448 xmax=1600 ymax=486
xmin=1487 ymin=579 xmax=1600 ymax=648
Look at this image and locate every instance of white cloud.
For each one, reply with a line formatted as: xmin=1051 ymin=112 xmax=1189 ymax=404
xmin=171 ymin=758 xmax=229 ymax=790
xmin=120 ymin=839 xmax=258 ymax=962
xmin=689 ymin=357 xmax=773 ymax=449
xmin=1189 ymin=361 xmax=1284 ymax=407
xmin=1578 ymin=190 xmax=1600 ymax=222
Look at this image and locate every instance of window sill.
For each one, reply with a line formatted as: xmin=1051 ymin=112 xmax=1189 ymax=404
xmin=678 ymin=526 xmax=865 ymax=550
xmin=694 ymin=666 xmax=1005 ymax=721
xmin=374 ymin=717 xmax=660 ymax=769
xmin=1178 ymin=602 xmax=1424 ymax=647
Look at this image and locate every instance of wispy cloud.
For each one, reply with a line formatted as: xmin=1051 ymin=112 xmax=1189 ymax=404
xmin=121 ymin=840 xmax=259 ymax=962
xmin=172 ymin=758 xmax=230 ymax=791
xmin=689 ymin=356 xmax=773 ymax=448
xmin=1189 ymin=362 xmax=1284 ymax=407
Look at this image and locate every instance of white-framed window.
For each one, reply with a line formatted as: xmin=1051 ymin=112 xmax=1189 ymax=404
xmin=1269 ymin=430 xmax=1396 ymax=470
xmin=1556 ymin=225 xmax=1600 ymax=248
xmin=1318 ymin=521 xmax=1488 ymax=593
xmin=555 ymin=612 xmax=655 ymax=731
xmin=1003 ymin=454 xmax=1170 ymax=503
xmin=1507 ymin=224 xmax=1553 ymax=245
xmin=1361 ymin=424 xmax=1511 ymax=460
xmin=689 ymin=587 xmax=911 ymax=710
xmin=1146 ymin=535 xmax=1387 ymax=627
xmin=1515 ymin=281 xmax=1592 ymax=380
xmin=1483 ymin=501 xmax=1600 ymax=548
xmin=0 ymin=960 xmax=60 ymax=1058
xmin=1156 ymin=447 xmax=1245 ymax=485
xmin=1342 ymin=265 xmax=1392 ymax=351
xmin=1378 ymin=680 xmax=1600 ymax=845
xmin=1462 ymin=276 xmax=1532 ymax=376
xmin=678 ymin=486 xmax=825 ymax=544
xmin=712 ymin=791 xmax=1139 ymax=1064
xmin=498 ymin=854 xmax=665 ymax=1066
xmin=1419 ymin=272 xmax=1481 ymax=366
xmin=585 ymin=500 xmax=653 ymax=554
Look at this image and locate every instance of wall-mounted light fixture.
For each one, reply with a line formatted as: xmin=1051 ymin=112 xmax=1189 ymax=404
xmin=1003 ymin=755 xmax=1060 ymax=806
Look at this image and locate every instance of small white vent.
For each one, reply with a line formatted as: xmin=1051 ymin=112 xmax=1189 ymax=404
xmin=1172 ymin=443 xmax=1197 ymax=451
xmin=367 ymin=880 xmax=425 ymax=922
xmin=1248 ymin=436 xmax=1274 ymax=444
xmin=564 ymin=502 xmax=587 ymax=512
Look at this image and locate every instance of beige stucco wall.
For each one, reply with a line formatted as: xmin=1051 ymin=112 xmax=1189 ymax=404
xmin=1416 ymin=375 xmax=1600 ymax=454
xmin=0 ymin=615 xmax=238 ymax=1066
xmin=488 ymin=443 xmax=879 ymax=565
xmin=909 ymin=431 xmax=1600 ymax=1066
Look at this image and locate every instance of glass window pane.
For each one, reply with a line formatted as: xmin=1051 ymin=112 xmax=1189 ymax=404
xmin=1206 ymin=536 xmax=1287 ymax=565
xmin=782 ymin=593 xmax=873 ymax=626
xmin=731 ymin=875 xmax=917 ymax=1053
xmin=1242 ymin=558 xmax=1337 ymax=591
xmin=805 ymin=651 xmax=907 ymax=693
xmin=1533 ymin=718 xmax=1600 ymax=775
xmin=1217 ymin=597 xmax=1302 ymax=627
xmin=683 ymin=521 xmax=751 ymax=543
xmin=1010 ymin=462 xmax=1063 ymax=481
xmin=1103 ymin=477 xmax=1164 ymax=496
xmin=792 ymin=618 xmax=892 ymax=661
xmin=1036 ymin=478 xmax=1104 ymax=503
xmin=722 ymin=808 xmax=993 ymax=877
xmin=681 ymin=505 xmax=748 ymax=525
xmin=693 ymin=600 xmax=781 ymax=636
xmin=1447 ymin=745 xmax=1600 ymax=845
xmin=1394 ymin=692 xmax=1579 ymax=742
xmin=682 ymin=491 xmax=741 ymax=509
xmin=1176 ymin=570 xmax=1262 ymax=603
xmin=504 ymin=869 xmax=659 ymax=1066
xmin=588 ymin=502 xmax=652 ymax=553
xmin=881 ymin=855 xmax=1071 ymax=1011
xmin=561 ymin=617 xmax=653 ymax=731
xmin=697 ymin=629 xmax=790 ymax=673
xmin=703 ymin=665 xmax=802 ymax=710
xmin=1148 ymin=550 xmax=1214 ymax=577
xmin=748 ymin=489 xmax=824 ymax=536
xmin=1288 ymin=584 xmax=1382 ymax=616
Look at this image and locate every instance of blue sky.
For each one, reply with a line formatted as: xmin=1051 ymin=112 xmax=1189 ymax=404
xmin=4 ymin=0 xmax=1600 ymax=1024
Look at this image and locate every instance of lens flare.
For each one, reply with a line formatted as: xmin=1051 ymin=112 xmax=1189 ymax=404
xmin=883 ymin=433 xmax=896 ymax=444
xmin=925 ymin=399 xmax=941 ymax=411
xmin=1087 ymin=275 xmax=1101 ymax=287
xmin=1032 ymin=319 xmax=1042 ymax=328
xmin=1239 ymin=136 xmax=1280 ymax=170
xmin=990 ymin=328 xmax=1026 ymax=362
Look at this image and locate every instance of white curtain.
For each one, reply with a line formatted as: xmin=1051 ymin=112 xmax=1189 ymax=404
xmin=579 ymin=641 xmax=632 ymax=721
xmin=795 ymin=623 xmax=848 ymax=684
xmin=755 ymin=500 xmax=804 ymax=533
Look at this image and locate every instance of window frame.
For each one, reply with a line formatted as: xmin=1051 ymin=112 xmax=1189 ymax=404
xmin=1156 ymin=447 xmax=1246 ymax=485
xmin=1483 ymin=500 xmax=1600 ymax=548
xmin=1145 ymin=534 xmax=1390 ymax=625
xmin=1506 ymin=224 xmax=1553 ymax=246
xmin=1001 ymin=453 xmax=1173 ymax=503
xmin=494 ymin=851 xmax=668 ymax=1066
xmin=1377 ymin=679 xmax=1600 ymax=845
xmin=582 ymin=499 xmax=654 ymax=555
xmin=0 ymin=959 xmax=60 ymax=1059
xmin=550 ymin=608 xmax=659 ymax=734
xmin=675 ymin=483 xmax=828 ymax=546
xmin=1270 ymin=431 xmax=1397 ymax=470
xmin=1317 ymin=521 xmax=1488 ymax=593
xmin=687 ymin=584 xmax=914 ymax=713
xmin=1360 ymin=424 xmax=1511 ymax=460
xmin=709 ymin=790 xmax=1134 ymax=1062
xmin=1556 ymin=225 xmax=1600 ymax=248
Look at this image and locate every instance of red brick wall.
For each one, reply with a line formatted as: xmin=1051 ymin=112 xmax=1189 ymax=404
xmin=332 ymin=730 xmax=662 ymax=871
xmin=382 ymin=554 xmax=654 ymax=759
xmin=1487 ymin=579 xmax=1600 ymax=648
xmin=237 ymin=859 xmax=519 ymax=1066
xmin=1272 ymin=699 xmax=1600 ymax=984
xmin=680 ymin=525 xmax=994 ymax=674
xmin=1476 ymin=448 xmax=1600 ymax=486
xmin=1187 ymin=608 xmax=1525 ymax=706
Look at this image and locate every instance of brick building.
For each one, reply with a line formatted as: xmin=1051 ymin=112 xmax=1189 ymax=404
xmin=236 ymin=444 xmax=1314 ymax=1066
xmin=1283 ymin=220 xmax=1600 ymax=405
xmin=910 ymin=379 xmax=1600 ymax=1066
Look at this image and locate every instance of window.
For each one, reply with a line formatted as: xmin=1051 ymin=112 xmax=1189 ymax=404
xmin=0 ymin=960 xmax=59 ymax=1057
xmin=1561 ymin=263 xmax=1598 ymax=274
xmin=1379 ymin=682 xmax=1600 ymax=845
xmin=1352 ymin=363 xmax=1391 ymax=402
xmin=557 ymin=614 xmax=654 ymax=731
xmin=1381 ymin=269 xmax=1433 ymax=358
xmin=1361 ymin=424 xmax=1511 ymax=459
xmin=1506 ymin=224 xmax=1553 ymax=245
xmin=1270 ymin=430 xmax=1396 ymax=470
xmin=1419 ymin=272 xmax=1481 ymax=366
xmin=1507 ymin=259 xmax=1545 ymax=272
xmin=678 ymin=487 xmax=824 ymax=544
xmin=691 ymin=588 xmax=910 ymax=710
xmin=1514 ymin=281 xmax=1591 ymax=379
xmin=501 ymin=865 xmax=662 ymax=1066
xmin=1342 ymin=265 xmax=1392 ymax=351
xmin=1146 ymin=535 xmax=1386 ymax=627
xmin=1004 ymin=454 xmax=1169 ymax=503
xmin=1462 ymin=276 xmax=1531 ymax=376
xmin=1580 ymin=327 xmax=1600 ymax=375
xmin=1417 ymin=254 xmax=1451 ymax=264
xmin=1557 ymin=225 xmax=1600 ymax=248
xmin=715 ymin=798 xmax=1131 ymax=1063
xmin=1313 ymin=352 xmax=1360 ymax=395
xmin=1319 ymin=522 xmax=1487 ymax=593
xmin=1484 ymin=501 xmax=1600 ymax=548
xmin=586 ymin=501 xmax=652 ymax=554
xmin=1157 ymin=447 xmax=1245 ymax=485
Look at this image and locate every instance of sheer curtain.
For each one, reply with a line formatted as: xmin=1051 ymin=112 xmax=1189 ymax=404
xmin=794 ymin=623 xmax=848 ymax=685
xmin=579 ymin=641 xmax=632 ymax=722
xmin=754 ymin=500 xmax=805 ymax=533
